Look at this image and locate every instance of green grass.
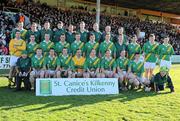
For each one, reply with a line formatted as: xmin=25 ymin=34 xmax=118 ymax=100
xmin=0 ymin=65 xmax=180 ymax=121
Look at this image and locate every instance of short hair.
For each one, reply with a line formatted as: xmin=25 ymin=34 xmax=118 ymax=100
xmin=163 ymin=35 xmax=169 ymax=39
xmin=80 ymin=21 xmax=85 ymax=24
xmin=149 ymin=33 xmax=155 ymax=37
xmin=30 ymin=34 xmax=35 ymax=36
xmin=50 ymin=48 xmax=55 ymax=51
xmin=31 ymin=22 xmax=37 ymax=26
xmin=77 ymin=48 xmax=82 ymax=51
xmin=15 ymin=30 xmax=20 ymax=33
xmin=135 ymin=52 xmax=140 ymax=55
xmin=36 ymin=48 xmax=42 ymax=51
xmin=63 ymin=47 xmax=68 ymax=50
xmin=58 ymin=21 xmax=63 ymax=24
xmin=106 ymin=49 xmax=111 ymax=54
xmin=76 ymin=32 xmax=80 ymax=35
xmin=60 ymin=33 xmax=65 ymax=36
xmin=132 ymin=34 xmax=137 ymax=38
xmin=89 ymin=33 xmax=95 ymax=36
xmin=44 ymin=21 xmax=50 ymax=24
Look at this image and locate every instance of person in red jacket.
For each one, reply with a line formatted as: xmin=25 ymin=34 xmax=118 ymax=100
xmin=0 ymin=42 xmax=8 ymax=55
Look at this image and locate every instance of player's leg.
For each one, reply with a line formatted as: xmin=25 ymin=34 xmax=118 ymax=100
xmin=56 ymin=70 xmax=61 ymax=78
xmin=99 ymin=72 xmax=105 ymax=78
xmin=15 ymin=74 xmax=22 ymax=91
xmin=8 ymin=56 xmax=19 ymax=87
xmin=83 ymin=72 xmax=90 ymax=78
xmin=144 ymin=62 xmax=150 ymax=79
xmin=68 ymin=70 xmax=73 ymax=78
xmin=149 ymin=62 xmax=156 ymax=79
xmin=114 ymin=72 xmax=124 ymax=89
xmin=49 ymin=70 xmax=56 ymax=78
xmin=90 ymin=71 xmax=96 ymax=78
xmin=127 ymin=73 xmax=139 ymax=89
xmin=45 ymin=70 xmax=49 ymax=78
xmin=40 ymin=70 xmax=45 ymax=78
xmin=23 ymin=74 xmax=31 ymax=91
xmin=29 ymin=70 xmax=36 ymax=89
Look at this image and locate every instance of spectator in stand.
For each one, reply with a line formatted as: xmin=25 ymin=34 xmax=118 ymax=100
xmin=0 ymin=42 xmax=8 ymax=55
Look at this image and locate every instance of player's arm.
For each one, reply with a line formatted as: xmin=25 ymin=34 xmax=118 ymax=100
xmin=56 ymin=58 xmax=61 ymax=71
xmin=9 ymin=39 xmax=16 ymax=55
xmin=43 ymin=58 xmax=47 ymax=71
xmin=17 ymin=41 xmax=26 ymax=51
xmin=95 ymin=60 xmax=100 ymax=73
xmin=113 ymin=44 xmax=116 ymax=58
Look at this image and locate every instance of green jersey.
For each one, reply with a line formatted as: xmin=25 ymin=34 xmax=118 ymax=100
xmin=100 ymin=57 xmax=116 ymax=70
xmin=158 ymin=44 xmax=174 ymax=61
xmin=59 ymin=55 xmax=72 ymax=70
xmin=39 ymin=41 xmax=54 ymax=56
xmin=114 ymin=34 xmax=128 ymax=44
xmin=99 ymin=41 xmax=116 ymax=57
xmin=44 ymin=56 xmax=60 ymax=70
xmin=40 ymin=29 xmax=53 ymax=41
xmin=11 ymin=29 xmax=27 ymax=40
xmin=53 ymin=28 xmax=66 ymax=43
xmin=66 ymin=32 xmax=75 ymax=44
xmin=84 ymin=57 xmax=100 ymax=71
xmin=115 ymin=42 xmax=127 ymax=58
xmin=116 ymin=57 xmax=130 ymax=71
xmin=25 ymin=30 xmax=40 ymax=43
xmin=84 ymin=41 xmax=99 ymax=57
xmin=101 ymin=33 xmax=114 ymax=42
xmin=16 ymin=57 xmax=31 ymax=72
xmin=129 ymin=60 xmax=144 ymax=77
xmin=91 ymin=30 xmax=102 ymax=42
xmin=31 ymin=55 xmax=45 ymax=69
xmin=78 ymin=30 xmax=88 ymax=43
xmin=26 ymin=42 xmax=39 ymax=58
xmin=70 ymin=41 xmax=84 ymax=56
xmin=127 ymin=43 xmax=141 ymax=60
xmin=54 ymin=41 xmax=70 ymax=55
xmin=143 ymin=41 xmax=159 ymax=63
xmin=71 ymin=56 xmax=86 ymax=71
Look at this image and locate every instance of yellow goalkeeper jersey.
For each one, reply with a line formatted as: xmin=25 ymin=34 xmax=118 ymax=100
xmin=72 ymin=56 xmax=86 ymax=70
xmin=9 ymin=38 xmax=26 ymax=57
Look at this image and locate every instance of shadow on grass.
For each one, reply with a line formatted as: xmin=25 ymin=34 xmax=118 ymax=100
xmin=0 ymin=86 xmax=169 ymax=112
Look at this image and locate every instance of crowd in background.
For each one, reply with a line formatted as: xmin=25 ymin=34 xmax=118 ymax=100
xmin=0 ymin=0 xmax=179 ymax=55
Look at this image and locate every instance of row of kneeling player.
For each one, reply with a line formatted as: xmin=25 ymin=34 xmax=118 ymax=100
xmin=13 ymin=48 xmax=174 ymax=93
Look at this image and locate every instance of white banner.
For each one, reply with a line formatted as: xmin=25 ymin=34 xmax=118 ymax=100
xmin=36 ymin=78 xmax=119 ymax=96
xmin=0 ymin=55 xmax=11 ymax=69
xmin=171 ymin=55 xmax=180 ymax=63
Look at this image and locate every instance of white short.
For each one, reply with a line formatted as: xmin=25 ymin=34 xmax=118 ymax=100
xmin=10 ymin=56 xmax=19 ymax=66
xmin=144 ymin=62 xmax=156 ymax=69
xmin=115 ymin=71 xmax=127 ymax=79
xmin=160 ymin=60 xmax=171 ymax=69
xmin=104 ymin=70 xmax=113 ymax=76
xmin=46 ymin=70 xmax=56 ymax=75
xmin=30 ymin=70 xmax=42 ymax=77
xmin=117 ymin=71 xmax=127 ymax=76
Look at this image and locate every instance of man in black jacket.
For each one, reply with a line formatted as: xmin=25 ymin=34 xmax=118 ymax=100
xmin=15 ymin=50 xmax=31 ymax=91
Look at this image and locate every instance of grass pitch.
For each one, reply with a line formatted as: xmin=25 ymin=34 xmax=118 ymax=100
xmin=0 ymin=65 xmax=180 ymax=121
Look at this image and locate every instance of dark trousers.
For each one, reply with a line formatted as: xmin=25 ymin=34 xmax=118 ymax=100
xmin=16 ymin=74 xmax=31 ymax=91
